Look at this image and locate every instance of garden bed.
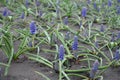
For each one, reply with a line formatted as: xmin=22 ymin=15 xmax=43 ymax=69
xmin=0 ymin=0 xmax=120 ymax=80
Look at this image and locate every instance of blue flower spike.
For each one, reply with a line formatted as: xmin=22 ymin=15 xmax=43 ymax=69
xmin=59 ymin=45 xmax=65 ymax=61
xmin=100 ymin=24 xmax=104 ymax=32
xmin=3 ymin=7 xmax=9 ymax=17
xmin=87 ymin=0 xmax=91 ymax=4
xmin=108 ymin=0 xmax=112 ymax=7
xmin=90 ymin=60 xmax=99 ymax=79
xmin=25 ymin=0 xmax=29 ymax=8
xmin=116 ymin=6 xmax=120 ymax=15
xmin=111 ymin=32 xmax=115 ymax=42
xmin=118 ymin=0 xmax=120 ymax=3
xmin=113 ymin=49 xmax=120 ymax=60
xmin=20 ymin=12 xmax=25 ymax=19
xmin=117 ymin=32 xmax=120 ymax=40
xmin=89 ymin=69 xmax=95 ymax=79
xmin=81 ymin=7 xmax=87 ymax=18
xmin=72 ymin=36 xmax=78 ymax=51
xmin=35 ymin=0 xmax=41 ymax=6
xmin=92 ymin=60 xmax=99 ymax=72
xmin=93 ymin=2 xmax=97 ymax=9
xmin=29 ymin=21 xmax=37 ymax=35
xmin=93 ymin=2 xmax=99 ymax=12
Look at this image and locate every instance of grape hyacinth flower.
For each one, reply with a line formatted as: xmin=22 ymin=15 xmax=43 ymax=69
xmin=93 ymin=2 xmax=97 ymax=9
xmin=111 ymin=32 xmax=115 ymax=42
xmin=72 ymin=36 xmax=78 ymax=51
xmin=81 ymin=7 xmax=87 ymax=18
xmin=2 ymin=7 xmax=9 ymax=17
xmin=63 ymin=17 xmax=68 ymax=25
xmin=116 ymin=6 xmax=120 ymax=15
xmin=93 ymin=2 xmax=99 ymax=12
xmin=29 ymin=21 xmax=37 ymax=35
xmin=25 ymin=0 xmax=29 ymax=8
xmin=113 ymin=49 xmax=120 ymax=60
xmin=108 ymin=0 xmax=112 ymax=7
xmin=20 ymin=12 xmax=25 ymax=19
xmin=87 ymin=0 xmax=91 ymax=4
xmin=89 ymin=70 xmax=95 ymax=79
xmin=100 ymin=24 xmax=104 ymax=32
xmin=35 ymin=0 xmax=41 ymax=6
xmin=118 ymin=0 xmax=120 ymax=3
xmin=117 ymin=32 xmax=120 ymax=40
xmin=92 ymin=60 xmax=99 ymax=72
xmin=90 ymin=60 xmax=99 ymax=79
xmin=59 ymin=45 xmax=65 ymax=61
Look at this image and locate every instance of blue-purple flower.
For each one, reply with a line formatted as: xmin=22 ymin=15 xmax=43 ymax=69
xmin=116 ymin=6 xmax=120 ymax=15
xmin=113 ymin=49 xmax=120 ymax=60
xmin=111 ymin=32 xmax=115 ymax=42
xmin=81 ymin=7 xmax=87 ymax=17
xmin=2 ymin=7 xmax=9 ymax=17
xmin=25 ymin=0 xmax=29 ymax=8
xmin=63 ymin=17 xmax=68 ymax=25
xmin=87 ymin=0 xmax=91 ymax=4
xmin=117 ymin=32 xmax=120 ymax=40
xmin=20 ymin=12 xmax=25 ymax=19
xmin=35 ymin=0 xmax=41 ymax=6
xmin=118 ymin=0 xmax=120 ymax=3
xmin=108 ymin=0 xmax=112 ymax=7
xmin=92 ymin=60 xmax=99 ymax=72
xmin=100 ymin=24 xmax=104 ymax=32
xmin=93 ymin=2 xmax=99 ymax=12
xmin=90 ymin=60 xmax=99 ymax=78
xmin=89 ymin=69 xmax=95 ymax=79
xmin=59 ymin=45 xmax=65 ymax=61
xmin=94 ymin=2 xmax=97 ymax=9
xmin=72 ymin=36 xmax=78 ymax=51
xmin=29 ymin=21 xmax=37 ymax=35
